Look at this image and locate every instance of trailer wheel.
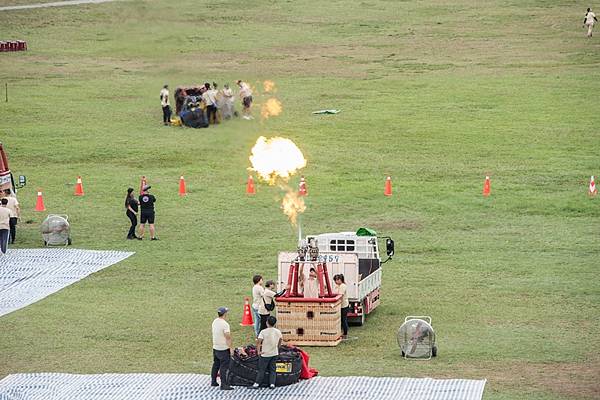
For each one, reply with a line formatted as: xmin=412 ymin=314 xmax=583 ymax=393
xmin=67 ymin=238 xmax=72 ymax=246
xmin=432 ymin=345 xmax=438 ymax=357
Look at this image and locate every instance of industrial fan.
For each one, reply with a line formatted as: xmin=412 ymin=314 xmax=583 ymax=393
xmin=397 ymin=316 xmax=437 ymax=359
xmin=41 ymin=214 xmax=72 ymax=246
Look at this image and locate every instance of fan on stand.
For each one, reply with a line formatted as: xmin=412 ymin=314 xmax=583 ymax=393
xmin=41 ymin=214 xmax=72 ymax=246
xmin=397 ymin=316 xmax=437 ymax=359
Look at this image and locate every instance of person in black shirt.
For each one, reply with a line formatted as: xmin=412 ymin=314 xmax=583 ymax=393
xmin=138 ymin=185 xmax=158 ymax=240
xmin=125 ymin=188 xmax=139 ymax=240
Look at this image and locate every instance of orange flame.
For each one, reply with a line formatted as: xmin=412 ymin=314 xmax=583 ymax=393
xmin=261 ymin=98 xmax=283 ymax=120
xmin=263 ymin=80 xmax=276 ymax=93
xmin=281 ymin=188 xmax=306 ymax=226
xmin=249 ymin=136 xmax=306 ymax=184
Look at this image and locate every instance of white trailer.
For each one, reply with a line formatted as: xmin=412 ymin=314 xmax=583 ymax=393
xmin=277 ymin=230 xmax=394 ymax=325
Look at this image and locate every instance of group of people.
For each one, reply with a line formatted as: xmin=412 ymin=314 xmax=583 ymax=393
xmin=251 ymin=272 xmax=350 ymax=340
xmin=159 ymin=80 xmax=254 ymax=127
xmin=209 ymin=272 xmax=350 ymax=391
xmin=124 ymin=185 xmax=158 ymax=241
xmin=211 ymin=306 xmax=282 ymax=391
xmin=0 ymin=189 xmax=20 ymax=255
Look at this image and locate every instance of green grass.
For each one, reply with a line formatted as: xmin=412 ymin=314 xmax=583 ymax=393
xmin=0 ymin=1 xmax=599 ymax=399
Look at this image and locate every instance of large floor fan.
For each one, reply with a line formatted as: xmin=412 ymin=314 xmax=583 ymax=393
xmin=397 ymin=316 xmax=437 ymax=359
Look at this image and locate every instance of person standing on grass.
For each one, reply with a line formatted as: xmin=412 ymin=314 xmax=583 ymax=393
xmin=138 ymin=185 xmax=158 ymax=240
xmin=202 ymin=83 xmax=219 ymax=125
xmin=124 ymin=188 xmax=139 ymax=240
xmin=2 ymin=189 xmax=19 ymax=244
xmin=160 ymin=84 xmax=171 ymax=125
xmin=211 ymin=307 xmax=234 ymax=391
xmin=584 ymin=8 xmax=598 ymax=37
xmin=258 ymin=280 xmax=276 ymax=333
xmin=334 ymin=274 xmax=349 ymax=339
xmin=220 ymin=83 xmax=235 ymax=119
xmin=236 ymin=79 xmax=253 ymax=120
xmin=0 ymin=198 xmax=11 ymax=255
xmin=251 ymin=316 xmax=282 ymax=390
xmin=252 ymin=275 xmax=265 ymax=337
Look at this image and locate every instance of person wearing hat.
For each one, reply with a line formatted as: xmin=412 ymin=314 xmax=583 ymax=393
xmin=211 ymin=307 xmax=234 ymax=390
xmin=160 ymin=84 xmax=171 ymax=126
xmin=138 ymin=185 xmax=158 ymax=240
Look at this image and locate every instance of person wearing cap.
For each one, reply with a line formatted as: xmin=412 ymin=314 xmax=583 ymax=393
xmin=160 ymin=84 xmax=171 ymax=126
xmin=250 ymin=316 xmax=282 ymax=390
xmin=138 ymin=185 xmax=158 ymax=240
xmin=211 ymin=307 xmax=234 ymax=391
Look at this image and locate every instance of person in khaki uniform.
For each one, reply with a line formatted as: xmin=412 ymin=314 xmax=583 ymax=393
xmin=334 ymin=274 xmax=350 ymax=339
xmin=251 ymin=316 xmax=283 ymax=390
xmin=1 ymin=190 xmax=19 ymax=244
xmin=211 ymin=307 xmax=234 ymax=391
xmin=0 ymin=198 xmax=11 ymax=254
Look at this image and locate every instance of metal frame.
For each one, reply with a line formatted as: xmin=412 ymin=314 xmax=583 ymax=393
xmin=400 ymin=316 xmax=435 ymax=360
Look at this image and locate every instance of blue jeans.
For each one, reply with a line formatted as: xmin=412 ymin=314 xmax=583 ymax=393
xmin=252 ymin=305 xmax=260 ymax=336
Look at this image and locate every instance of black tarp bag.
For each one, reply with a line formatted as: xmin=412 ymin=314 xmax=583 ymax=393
xmin=227 ymin=345 xmax=302 ymax=387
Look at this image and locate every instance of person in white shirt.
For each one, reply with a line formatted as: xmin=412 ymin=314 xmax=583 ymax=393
xmin=220 ymin=83 xmax=235 ymax=120
xmin=251 ymin=275 xmax=264 ymax=337
xmin=251 ymin=316 xmax=283 ymax=390
xmin=0 ymin=198 xmax=11 ymax=254
xmin=160 ymin=84 xmax=171 ymax=126
xmin=236 ymin=79 xmax=253 ymax=120
xmin=584 ymin=8 xmax=598 ymax=37
xmin=334 ymin=274 xmax=350 ymax=339
xmin=211 ymin=307 xmax=234 ymax=390
xmin=202 ymin=83 xmax=219 ymax=125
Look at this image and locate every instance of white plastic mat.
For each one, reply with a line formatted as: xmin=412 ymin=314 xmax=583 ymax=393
xmin=0 ymin=373 xmax=486 ymax=400
xmin=0 ymin=249 xmax=133 ymax=317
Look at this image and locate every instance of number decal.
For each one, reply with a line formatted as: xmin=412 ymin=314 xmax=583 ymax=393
xmin=317 ymin=255 xmax=340 ymax=263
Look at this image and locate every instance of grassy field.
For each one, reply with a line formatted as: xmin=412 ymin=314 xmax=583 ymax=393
xmin=1 ymin=1 xmax=599 ymax=399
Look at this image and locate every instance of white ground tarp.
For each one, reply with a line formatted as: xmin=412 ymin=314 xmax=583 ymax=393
xmin=0 ymin=373 xmax=486 ymax=400
xmin=0 ymin=0 xmax=117 ymax=12
xmin=0 ymin=249 xmax=133 ymax=317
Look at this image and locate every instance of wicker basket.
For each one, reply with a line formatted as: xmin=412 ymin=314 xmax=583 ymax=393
xmin=275 ymin=295 xmax=342 ymax=346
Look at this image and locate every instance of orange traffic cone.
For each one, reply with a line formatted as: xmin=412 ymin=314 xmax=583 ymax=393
xmin=246 ymin=175 xmax=256 ymax=195
xmin=35 ymin=190 xmax=46 ymax=211
xmin=179 ymin=175 xmax=187 ymax=196
xmin=483 ymin=176 xmax=491 ymax=197
xmin=140 ymin=176 xmax=147 ymax=193
xmin=589 ymin=176 xmax=597 ymax=197
xmin=240 ymin=297 xmax=254 ymax=326
xmin=74 ymin=176 xmax=84 ymax=196
xmin=384 ymin=176 xmax=392 ymax=196
xmin=299 ymin=176 xmax=307 ymax=196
